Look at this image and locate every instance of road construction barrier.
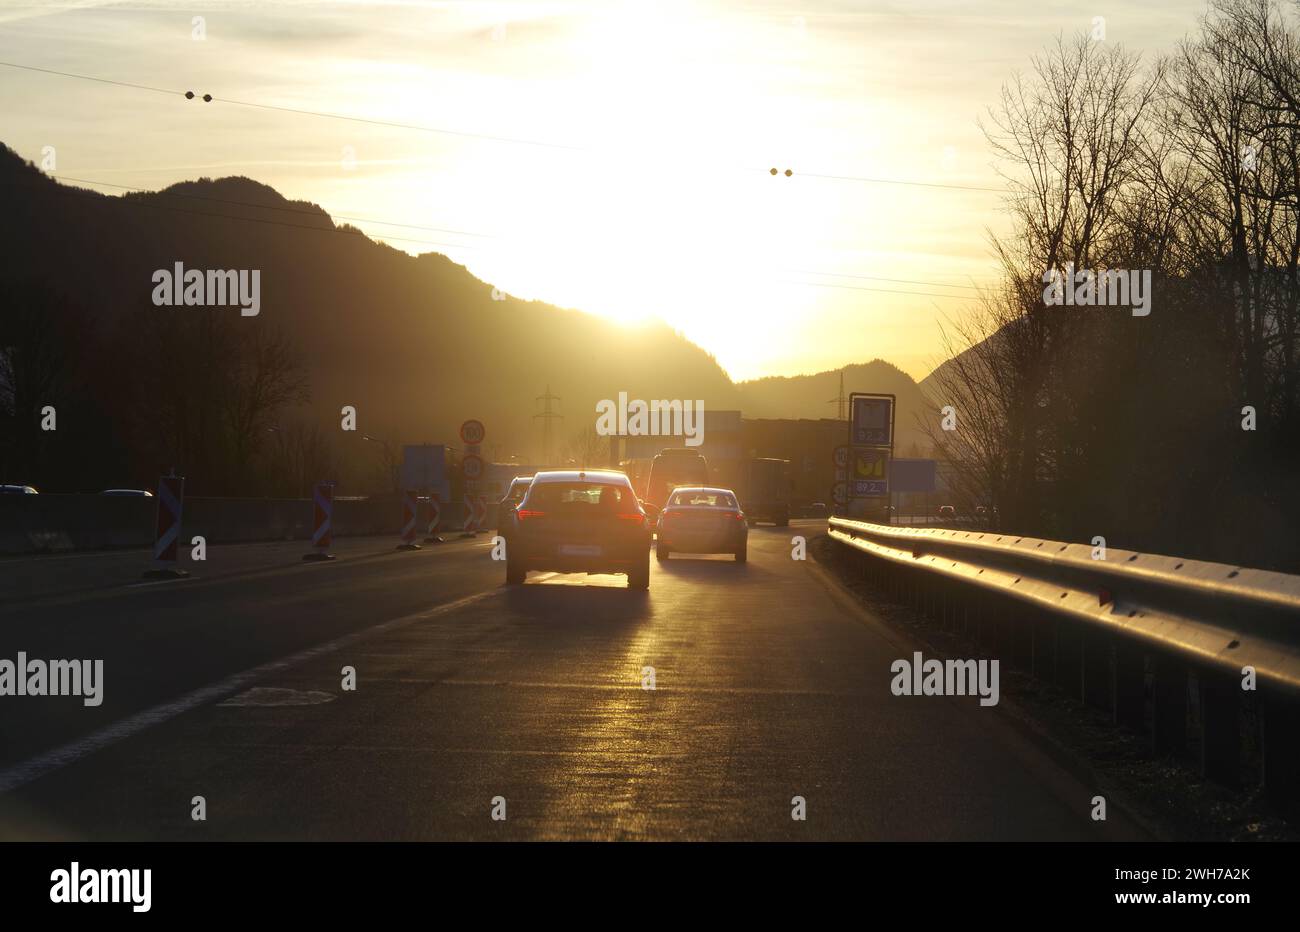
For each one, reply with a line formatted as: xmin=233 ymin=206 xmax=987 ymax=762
xmin=424 ymin=494 xmax=443 ymax=543
xmin=461 ymin=496 xmax=476 ymax=536
xmin=397 ymin=489 xmax=421 ymax=550
xmin=457 ymin=496 xmax=487 ymax=535
xmin=144 ymin=474 xmax=188 ymax=579
xmin=0 ymin=491 xmax=466 ymax=555
xmin=828 ymin=516 xmax=1300 ymax=810
xmin=303 ymin=482 xmax=336 ymax=561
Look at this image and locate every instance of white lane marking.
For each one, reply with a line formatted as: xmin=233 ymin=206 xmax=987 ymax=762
xmin=0 ymin=589 xmax=498 ymax=794
xmin=124 ymin=577 xmax=196 ymax=589
xmin=217 ymin=687 xmax=335 ymax=707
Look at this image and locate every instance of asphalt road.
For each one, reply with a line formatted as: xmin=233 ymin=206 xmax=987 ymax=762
xmin=0 ymin=522 xmax=1148 ymax=840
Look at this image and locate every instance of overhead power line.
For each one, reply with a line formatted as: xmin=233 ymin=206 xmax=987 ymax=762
xmin=3 ymin=175 xmax=483 ymax=253
xmin=0 ymin=60 xmax=582 ymax=151
xmin=792 ymin=269 xmax=991 ymax=291
xmin=0 ymin=58 xmax=1007 ymax=194
xmin=51 ymin=174 xmax=496 ymax=239
xmin=787 ymin=280 xmax=973 ymax=300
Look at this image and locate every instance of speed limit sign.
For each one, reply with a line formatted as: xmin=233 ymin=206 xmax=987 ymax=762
xmin=463 ymin=453 xmax=484 ymax=481
xmin=459 ymin=419 xmax=486 ymax=445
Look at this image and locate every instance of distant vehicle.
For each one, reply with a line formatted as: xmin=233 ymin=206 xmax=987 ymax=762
xmin=938 ymin=505 xmax=955 ymax=520
xmin=807 ymin=501 xmax=828 ymax=517
xmin=642 ymin=448 xmax=709 ymax=518
xmin=0 ymin=484 xmax=38 ymax=495
xmin=496 ymin=475 xmax=534 ymax=539
xmin=742 ymin=457 xmax=791 ymax=526
xmin=101 ymin=489 xmax=154 ymax=497
xmin=656 ymin=487 xmax=748 ymax=562
xmin=506 ymin=470 xmax=651 ymax=589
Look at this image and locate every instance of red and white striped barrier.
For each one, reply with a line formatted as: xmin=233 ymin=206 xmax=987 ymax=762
xmin=423 ymin=493 xmax=443 ymax=543
xmin=397 ymin=489 xmax=421 ymax=550
xmin=459 ymin=495 xmax=488 ymax=535
xmin=144 ymin=474 xmax=188 ymax=578
xmin=304 ymin=482 xmax=336 ymax=561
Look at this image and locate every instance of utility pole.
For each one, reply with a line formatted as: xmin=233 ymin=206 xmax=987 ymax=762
xmin=534 ymin=385 xmax=563 ymax=466
xmin=827 ymin=369 xmax=848 ymax=421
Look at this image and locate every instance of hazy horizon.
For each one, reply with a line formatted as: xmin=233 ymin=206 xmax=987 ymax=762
xmin=0 ymin=0 xmax=1207 ymax=380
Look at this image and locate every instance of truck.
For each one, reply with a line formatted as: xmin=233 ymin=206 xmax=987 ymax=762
xmin=741 ymin=457 xmax=791 ymax=526
xmin=642 ymin=448 xmax=710 ymax=513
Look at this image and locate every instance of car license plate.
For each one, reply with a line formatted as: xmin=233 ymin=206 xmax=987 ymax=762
xmin=559 ymin=544 xmax=602 ymax=557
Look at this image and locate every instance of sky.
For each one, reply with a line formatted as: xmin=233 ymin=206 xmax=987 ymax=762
xmin=0 ymin=0 xmax=1211 ymax=381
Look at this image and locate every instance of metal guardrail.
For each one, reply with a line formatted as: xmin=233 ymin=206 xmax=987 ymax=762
xmin=829 ymin=517 xmax=1300 ymax=693
xmin=828 ymin=517 xmax=1300 ymax=804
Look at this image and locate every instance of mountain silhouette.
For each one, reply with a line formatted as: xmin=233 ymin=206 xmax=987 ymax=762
xmin=0 ymin=144 xmax=935 ymax=491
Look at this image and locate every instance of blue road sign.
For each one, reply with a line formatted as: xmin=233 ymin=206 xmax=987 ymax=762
xmin=851 ymin=395 xmax=894 ymax=446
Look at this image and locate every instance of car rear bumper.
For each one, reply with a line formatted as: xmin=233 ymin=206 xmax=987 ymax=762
xmin=658 ymin=529 xmax=746 ymax=552
xmin=512 ymin=537 xmax=649 ymax=573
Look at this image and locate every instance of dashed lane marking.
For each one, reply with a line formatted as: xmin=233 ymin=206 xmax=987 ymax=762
xmin=0 ymin=589 xmax=500 ymax=794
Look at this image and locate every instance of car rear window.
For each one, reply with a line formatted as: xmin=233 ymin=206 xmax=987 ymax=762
xmin=670 ymin=491 xmax=736 ymax=508
xmin=529 ymin=482 xmax=634 ymax=509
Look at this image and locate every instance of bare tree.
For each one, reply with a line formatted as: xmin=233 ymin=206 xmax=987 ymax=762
xmin=950 ymin=34 xmax=1162 ymax=530
xmin=563 ymin=424 xmax=611 ymax=468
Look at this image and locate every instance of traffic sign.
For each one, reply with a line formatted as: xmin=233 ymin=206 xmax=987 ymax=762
xmin=460 ymin=419 xmax=486 ymax=445
xmin=833 ymin=445 xmax=849 ymax=469
xmin=850 ymin=394 xmax=894 ymax=446
xmin=832 ymin=481 xmax=848 ymax=506
xmin=463 ymin=453 xmax=484 ymax=481
xmin=850 ymin=447 xmax=890 ymax=497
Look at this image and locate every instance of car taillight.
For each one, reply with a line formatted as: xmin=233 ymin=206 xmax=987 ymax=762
xmin=516 ymin=509 xmax=546 ymax=521
xmin=616 ymin=513 xmax=646 ymax=526
xmin=722 ymin=511 xmax=744 ymax=520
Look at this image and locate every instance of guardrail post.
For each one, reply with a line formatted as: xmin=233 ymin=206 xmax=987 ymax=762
xmin=1001 ymin=603 xmax=1016 ymax=668
xmin=1151 ymin=657 xmax=1188 ymax=756
xmin=1012 ymin=606 xmax=1032 ymax=672
xmin=1055 ymin=621 xmax=1082 ymax=698
xmin=1261 ymin=692 xmax=1300 ymax=813
xmin=1031 ymin=613 xmax=1045 ymax=679
xmin=1199 ymin=670 xmax=1241 ymax=787
xmin=1082 ymin=630 xmax=1109 ymax=709
xmin=1111 ymin=642 xmax=1145 ymax=730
